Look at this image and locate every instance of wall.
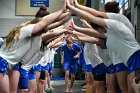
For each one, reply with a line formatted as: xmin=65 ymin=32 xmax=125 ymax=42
xmin=0 ymin=0 xmax=82 ymax=37
xmin=0 ymin=0 xmax=33 ymax=37
xmin=16 ymin=0 xmax=64 ymax=15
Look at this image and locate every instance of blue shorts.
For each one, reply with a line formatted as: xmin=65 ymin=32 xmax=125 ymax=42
xmin=18 ymin=68 xmax=29 ymax=89
xmin=106 ymin=64 xmax=116 ymax=74
xmin=45 ymin=63 xmax=51 ymax=70
xmin=80 ymin=61 xmax=86 ymax=72
xmin=0 ymin=57 xmax=8 ymax=74
xmin=115 ymin=63 xmax=127 ymax=73
xmin=85 ymin=64 xmax=93 ymax=72
xmin=64 ymin=62 xmax=77 ymax=74
xmin=128 ymin=50 xmax=140 ymax=74
xmin=29 ymin=66 xmax=36 ymax=80
xmin=49 ymin=62 xmax=53 ymax=75
xmin=92 ymin=63 xmax=107 ymax=76
xmin=12 ymin=63 xmax=21 ymax=71
xmin=18 ymin=77 xmax=28 ymax=89
xmin=41 ymin=65 xmax=48 ymax=72
xmin=36 ymin=64 xmax=41 ymax=72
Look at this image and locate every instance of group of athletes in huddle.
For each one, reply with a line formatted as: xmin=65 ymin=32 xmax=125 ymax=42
xmin=0 ymin=0 xmax=140 ymax=93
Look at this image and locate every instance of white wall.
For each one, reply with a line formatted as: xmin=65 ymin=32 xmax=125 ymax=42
xmin=0 ymin=0 xmax=33 ymax=37
xmin=0 ymin=0 xmax=83 ymax=37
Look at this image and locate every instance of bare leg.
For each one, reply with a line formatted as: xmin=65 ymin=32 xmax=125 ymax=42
xmin=38 ymin=80 xmax=46 ymax=93
xmin=70 ymin=73 xmax=75 ymax=93
xmin=128 ymin=72 xmax=135 ymax=93
xmin=86 ymin=72 xmax=94 ymax=93
xmin=116 ymin=71 xmax=128 ymax=93
xmin=106 ymin=73 xmax=116 ymax=93
xmin=18 ymin=89 xmax=28 ymax=93
xmin=36 ymin=71 xmax=41 ymax=93
xmin=9 ymin=70 xmax=20 ymax=93
xmin=132 ymin=77 xmax=140 ymax=93
xmin=94 ymin=81 xmax=105 ymax=93
xmin=46 ymin=70 xmax=50 ymax=89
xmin=65 ymin=71 xmax=69 ymax=92
xmin=0 ymin=74 xmax=9 ymax=93
xmin=28 ymin=79 xmax=37 ymax=93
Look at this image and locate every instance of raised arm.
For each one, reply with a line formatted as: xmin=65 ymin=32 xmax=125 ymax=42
xmin=50 ymin=40 xmax=64 ymax=48
xmin=60 ymin=50 xmax=64 ymax=65
xmin=66 ymin=0 xmax=107 ymax=27
xmin=72 ymin=32 xmax=106 ymax=48
xmin=70 ymin=19 xmax=105 ymax=38
xmin=47 ymin=36 xmax=63 ymax=48
xmin=42 ymin=27 xmax=71 ymax=42
xmin=57 ymin=10 xmax=72 ymax=21
xmin=32 ymin=2 xmax=66 ymax=35
xmin=45 ymin=12 xmax=71 ymax=30
xmin=72 ymin=31 xmax=99 ymax=43
xmin=73 ymin=0 xmax=108 ymax=18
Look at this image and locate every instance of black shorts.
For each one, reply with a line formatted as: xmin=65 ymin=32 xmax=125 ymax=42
xmin=39 ymin=71 xmax=46 ymax=80
xmin=94 ymin=73 xmax=106 ymax=81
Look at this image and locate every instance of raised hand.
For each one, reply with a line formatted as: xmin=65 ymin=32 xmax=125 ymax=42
xmin=72 ymin=31 xmax=80 ymax=41
xmin=73 ymin=0 xmax=79 ymax=7
xmin=66 ymin=0 xmax=72 ymax=8
xmin=80 ymin=19 xmax=92 ymax=28
xmin=63 ymin=18 xmax=74 ymax=31
xmin=61 ymin=0 xmax=67 ymax=12
xmin=69 ymin=18 xmax=76 ymax=30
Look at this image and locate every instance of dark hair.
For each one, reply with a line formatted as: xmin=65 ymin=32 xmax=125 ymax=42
xmin=35 ymin=5 xmax=50 ymax=17
xmin=105 ymin=1 xmax=120 ymax=13
xmin=66 ymin=39 xmax=73 ymax=44
xmin=90 ymin=22 xmax=102 ymax=30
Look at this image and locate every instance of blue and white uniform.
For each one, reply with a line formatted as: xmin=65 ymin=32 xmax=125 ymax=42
xmin=104 ymin=19 xmax=140 ymax=74
xmin=84 ymin=43 xmax=107 ymax=76
xmin=106 ymin=13 xmax=134 ymax=73
xmin=97 ymin=47 xmax=115 ymax=74
xmin=18 ymin=35 xmax=42 ymax=89
xmin=60 ymin=43 xmax=81 ymax=74
xmin=0 ymin=24 xmax=35 ymax=74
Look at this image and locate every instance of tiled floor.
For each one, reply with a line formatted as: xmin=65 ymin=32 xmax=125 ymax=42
xmin=50 ymin=80 xmax=86 ymax=93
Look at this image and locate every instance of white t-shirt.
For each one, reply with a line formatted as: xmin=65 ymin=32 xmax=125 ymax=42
xmin=49 ymin=48 xmax=56 ymax=63
xmin=104 ymin=19 xmax=140 ymax=65
xmin=84 ymin=42 xmax=103 ymax=67
xmin=97 ymin=46 xmax=112 ymax=66
xmin=0 ymin=24 xmax=35 ymax=65
xmin=106 ymin=33 xmax=124 ymax=65
xmin=20 ymin=35 xmax=42 ymax=70
xmin=107 ymin=13 xmax=134 ymax=33
xmin=107 ymin=13 xmax=135 ymax=65
xmin=21 ymin=50 xmax=42 ymax=71
xmin=40 ymin=46 xmax=51 ymax=66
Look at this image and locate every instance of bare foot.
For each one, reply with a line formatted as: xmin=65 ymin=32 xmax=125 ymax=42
xmin=49 ymin=86 xmax=54 ymax=90
xmin=70 ymin=88 xmax=73 ymax=93
xmin=65 ymin=88 xmax=69 ymax=93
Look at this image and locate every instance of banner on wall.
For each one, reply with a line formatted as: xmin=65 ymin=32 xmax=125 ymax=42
xmin=30 ymin=0 xmax=49 ymax=7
